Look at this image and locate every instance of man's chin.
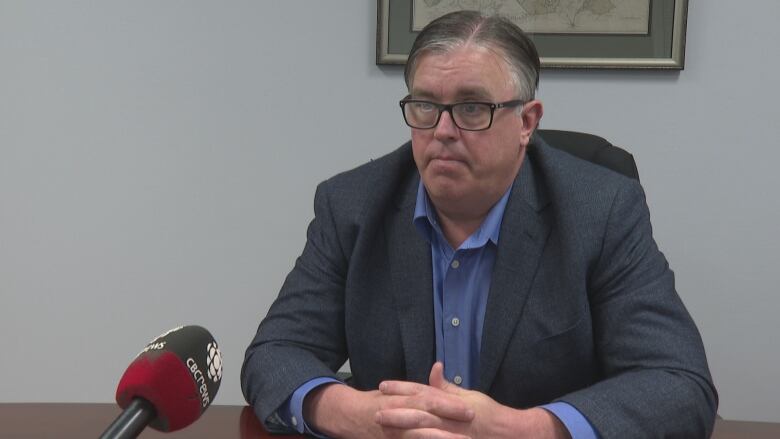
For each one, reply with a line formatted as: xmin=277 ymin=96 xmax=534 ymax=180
xmin=422 ymin=179 xmax=470 ymax=204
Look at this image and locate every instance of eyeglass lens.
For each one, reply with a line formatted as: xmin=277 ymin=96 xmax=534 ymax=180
xmin=404 ymin=102 xmax=493 ymax=130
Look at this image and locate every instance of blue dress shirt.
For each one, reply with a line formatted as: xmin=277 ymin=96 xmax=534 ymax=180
xmin=280 ymin=182 xmax=599 ymax=439
xmin=412 ymin=180 xmax=502 ymax=389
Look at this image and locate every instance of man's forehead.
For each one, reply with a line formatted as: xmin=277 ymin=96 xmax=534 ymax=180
xmin=409 ymin=46 xmax=514 ymax=99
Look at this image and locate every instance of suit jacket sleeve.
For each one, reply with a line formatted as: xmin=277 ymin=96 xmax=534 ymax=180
xmin=559 ymin=180 xmax=718 ymax=438
xmin=241 ymin=180 xmax=349 ymax=430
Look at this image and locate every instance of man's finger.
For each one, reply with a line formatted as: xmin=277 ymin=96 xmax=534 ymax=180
xmin=375 ymin=409 xmax=472 ymax=439
xmin=380 ymin=380 xmax=428 ymax=396
xmin=428 ymin=362 xmax=449 ymax=390
xmin=428 ymin=362 xmax=462 ymax=396
xmin=405 ymin=430 xmax=472 ymax=439
xmin=381 ymin=426 xmax=471 ymax=439
xmin=375 ymin=407 xmax=443 ymax=429
xmin=378 ymin=392 xmax=474 ymax=422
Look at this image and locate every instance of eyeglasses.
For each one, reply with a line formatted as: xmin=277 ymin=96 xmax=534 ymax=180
xmin=399 ymin=97 xmax=525 ymax=131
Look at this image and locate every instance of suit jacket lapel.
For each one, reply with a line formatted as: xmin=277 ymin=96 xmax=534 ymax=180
xmin=386 ymin=173 xmax=436 ymax=384
xmin=478 ymin=154 xmax=551 ymax=392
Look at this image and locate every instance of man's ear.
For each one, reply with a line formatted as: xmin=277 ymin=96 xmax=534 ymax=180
xmin=519 ymin=99 xmax=543 ymax=142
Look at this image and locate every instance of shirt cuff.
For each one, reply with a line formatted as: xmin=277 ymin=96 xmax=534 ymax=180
xmin=542 ymin=402 xmax=600 ymax=439
xmin=278 ymin=376 xmax=341 ymax=437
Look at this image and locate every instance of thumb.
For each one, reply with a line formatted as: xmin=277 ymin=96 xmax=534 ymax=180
xmin=428 ymin=362 xmax=462 ymax=394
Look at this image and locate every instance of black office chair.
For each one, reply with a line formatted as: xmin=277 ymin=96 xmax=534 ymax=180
xmin=536 ymin=129 xmax=639 ymax=181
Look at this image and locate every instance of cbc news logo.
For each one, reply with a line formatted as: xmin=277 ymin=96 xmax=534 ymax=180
xmin=206 ymin=341 xmax=222 ymax=383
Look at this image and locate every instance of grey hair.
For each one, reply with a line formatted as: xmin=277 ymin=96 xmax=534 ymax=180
xmin=404 ymin=10 xmax=540 ymax=102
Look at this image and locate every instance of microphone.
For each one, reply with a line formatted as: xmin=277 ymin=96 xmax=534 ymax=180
xmin=100 ymin=325 xmax=223 ymax=439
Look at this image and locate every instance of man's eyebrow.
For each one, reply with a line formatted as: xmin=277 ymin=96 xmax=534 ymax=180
xmin=409 ymin=87 xmax=493 ymax=101
xmin=409 ymin=89 xmax=437 ymax=100
xmin=454 ymin=87 xmax=493 ymax=100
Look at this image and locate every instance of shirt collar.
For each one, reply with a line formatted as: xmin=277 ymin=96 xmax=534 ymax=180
xmin=413 ymin=180 xmax=512 ymax=249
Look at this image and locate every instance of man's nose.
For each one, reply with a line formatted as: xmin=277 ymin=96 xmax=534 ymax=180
xmin=433 ymin=109 xmax=459 ymax=141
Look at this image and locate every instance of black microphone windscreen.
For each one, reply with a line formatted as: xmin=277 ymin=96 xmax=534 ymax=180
xmin=115 ymin=325 xmax=223 ymax=432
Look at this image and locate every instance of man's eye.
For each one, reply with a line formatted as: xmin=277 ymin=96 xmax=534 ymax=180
xmin=414 ymin=102 xmax=435 ymax=112
xmin=458 ymin=103 xmax=483 ymax=115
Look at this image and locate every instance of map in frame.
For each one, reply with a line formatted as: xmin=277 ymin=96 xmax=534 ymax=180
xmin=412 ymin=0 xmax=651 ymax=34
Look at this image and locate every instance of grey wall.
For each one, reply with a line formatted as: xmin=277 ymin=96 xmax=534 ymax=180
xmin=1 ymin=1 xmax=778 ymax=422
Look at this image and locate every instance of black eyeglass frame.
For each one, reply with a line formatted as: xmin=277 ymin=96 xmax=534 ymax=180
xmin=399 ymin=97 xmax=525 ymax=131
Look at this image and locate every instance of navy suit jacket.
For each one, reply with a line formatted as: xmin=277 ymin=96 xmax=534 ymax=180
xmin=242 ymin=135 xmax=717 ymax=438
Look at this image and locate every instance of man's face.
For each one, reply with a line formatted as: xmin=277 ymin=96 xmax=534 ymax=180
xmin=408 ymin=46 xmax=540 ymax=213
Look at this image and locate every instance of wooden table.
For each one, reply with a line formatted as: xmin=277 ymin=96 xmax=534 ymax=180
xmin=1 ymin=403 xmax=778 ymax=438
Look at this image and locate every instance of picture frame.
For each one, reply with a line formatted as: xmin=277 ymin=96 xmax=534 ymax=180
xmin=376 ymin=0 xmax=688 ymax=69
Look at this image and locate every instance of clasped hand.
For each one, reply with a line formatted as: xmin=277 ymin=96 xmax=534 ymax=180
xmin=374 ymin=362 xmax=493 ymax=438
xmin=305 ymin=362 xmax=567 ymax=439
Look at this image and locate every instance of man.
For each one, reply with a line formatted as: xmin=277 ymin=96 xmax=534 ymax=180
xmin=242 ymin=11 xmax=717 ymax=439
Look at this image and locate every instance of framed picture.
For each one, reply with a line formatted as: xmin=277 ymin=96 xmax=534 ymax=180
xmin=376 ymin=0 xmax=688 ymax=69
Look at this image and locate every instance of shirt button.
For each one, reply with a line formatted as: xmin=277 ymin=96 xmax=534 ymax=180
xmin=291 ymin=416 xmax=298 ymax=427
xmin=451 ymin=260 xmax=460 ymax=269
xmin=451 ymin=317 xmax=460 ymax=327
xmin=453 ymin=375 xmax=463 ymax=385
